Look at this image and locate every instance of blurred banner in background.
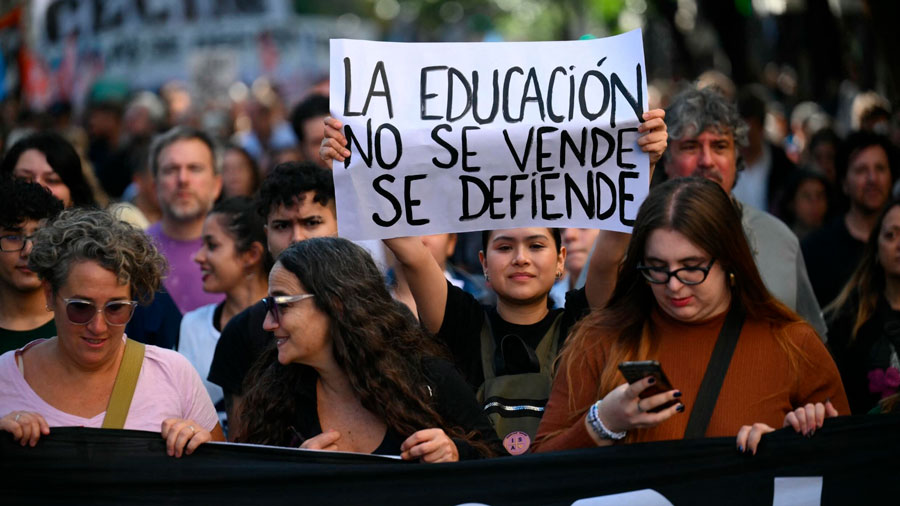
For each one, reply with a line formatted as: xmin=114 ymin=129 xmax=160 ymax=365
xmin=20 ymin=0 xmax=376 ymax=110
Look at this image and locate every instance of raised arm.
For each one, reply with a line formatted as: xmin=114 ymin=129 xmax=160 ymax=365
xmin=383 ymin=236 xmax=449 ymax=334
xmin=584 ymin=109 xmax=666 ymax=309
xmin=584 ymin=230 xmax=630 ymax=309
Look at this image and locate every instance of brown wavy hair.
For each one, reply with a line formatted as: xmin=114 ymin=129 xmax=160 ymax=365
xmin=234 ymin=237 xmax=494 ymax=456
xmin=547 ymin=177 xmax=808 ymax=441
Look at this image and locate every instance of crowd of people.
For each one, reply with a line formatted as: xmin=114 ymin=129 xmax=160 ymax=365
xmin=1 ymin=54 xmax=899 ymax=466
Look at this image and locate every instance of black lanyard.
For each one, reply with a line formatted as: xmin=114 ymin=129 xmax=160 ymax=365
xmin=683 ymin=301 xmax=747 ymax=439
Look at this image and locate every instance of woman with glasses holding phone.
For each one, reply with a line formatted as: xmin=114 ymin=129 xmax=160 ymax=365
xmin=0 ymin=208 xmax=223 ymax=457
xmin=533 ymin=178 xmax=848 ymax=455
xmin=234 ymin=237 xmax=500 ymax=462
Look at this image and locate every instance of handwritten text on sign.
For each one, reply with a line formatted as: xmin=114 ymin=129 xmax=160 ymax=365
xmin=330 ymin=31 xmax=649 ymax=240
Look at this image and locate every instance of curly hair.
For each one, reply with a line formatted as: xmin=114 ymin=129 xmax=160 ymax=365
xmin=0 ymin=131 xmax=97 ymax=207
xmin=235 ymin=237 xmax=493 ymax=456
xmin=664 ymin=86 xmax=749 ymax=172
xmin=28 ymin=208 xmax=167 ymax=304
xmin=256 ymin=161 xmax=334 ymax=219
xmin=0 ymin=177 xmax=64 ymax=229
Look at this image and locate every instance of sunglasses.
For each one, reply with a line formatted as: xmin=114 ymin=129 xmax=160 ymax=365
xmin=62 ymin=298 xmax=138 ymax=326
xmin=262 ymin=294 xmax=315 ymax=325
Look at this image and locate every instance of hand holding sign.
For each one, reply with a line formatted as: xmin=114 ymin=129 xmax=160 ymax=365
xmin=321 ymin=116 xmax=350 ymax=168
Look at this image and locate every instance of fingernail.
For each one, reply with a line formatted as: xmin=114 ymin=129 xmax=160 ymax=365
xmin=737 ymin=445 xmax=743 ymax=452
xmin=648 ymin=377 xmax=656 ymax=384
xmin=676 ymin=404 xmax=685 ymax=412
xmin=673 ymin=391 xmax=682 ymax=398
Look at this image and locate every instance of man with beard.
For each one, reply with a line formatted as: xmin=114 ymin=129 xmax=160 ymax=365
xmin=659 ymin=86 xmax=827 ymax=339
xmin=146 ymin=127 xmax=224 ymax=314
xmin=802 ymin=131 xmax=896 ymax=307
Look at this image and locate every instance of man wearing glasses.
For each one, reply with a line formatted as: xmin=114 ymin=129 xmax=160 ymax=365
xmin=0 ymin=178 xmax=64 ymax=353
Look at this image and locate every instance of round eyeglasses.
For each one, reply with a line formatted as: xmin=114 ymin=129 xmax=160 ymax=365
xmin=636 ymin=258 xmax=717 ymax=285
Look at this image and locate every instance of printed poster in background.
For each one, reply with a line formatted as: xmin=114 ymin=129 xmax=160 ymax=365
xmin=330 ymin=30 xmax=649 ymax=241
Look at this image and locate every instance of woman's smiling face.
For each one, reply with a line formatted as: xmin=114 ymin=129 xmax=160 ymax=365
xmin=480 ymin=228 xmax=565 ymax=306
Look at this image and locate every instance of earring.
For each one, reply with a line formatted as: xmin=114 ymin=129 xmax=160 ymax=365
xmin=729 ymin=272 xmax=736 ymax=287
xmin=556 ymin=271 xmax=562 ymax=280
xmin=46 ymin=305 xmax=53 ymax=312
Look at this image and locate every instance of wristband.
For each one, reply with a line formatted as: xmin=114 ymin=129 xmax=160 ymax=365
xmin=587 ymin=400 xmax=627 ymax=441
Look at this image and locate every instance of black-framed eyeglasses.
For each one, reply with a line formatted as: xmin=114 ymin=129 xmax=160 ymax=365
xmin=263 ymin=294 xmax=315 ymax=325
xmin=61 ymin=298 xmax=138 ymax=326
xmin=0 ymin=234 xmax=36 ymax=252
xmin=636 ymin=258 xmax=717 ymax=285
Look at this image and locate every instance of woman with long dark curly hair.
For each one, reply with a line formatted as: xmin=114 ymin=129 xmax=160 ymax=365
xmin=235 ymin=237 xmax=500 ymax=461
xmin=532 ymin=178 xmax=847 ymax=455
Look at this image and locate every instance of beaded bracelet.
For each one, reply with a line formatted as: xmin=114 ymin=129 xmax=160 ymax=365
xmin=587 ymin=399 xmax=627 ymax=441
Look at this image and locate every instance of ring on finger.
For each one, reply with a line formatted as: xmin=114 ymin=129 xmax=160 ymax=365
xmin=14 ymin=413 xmax=20 ymax=422
xmin=637 ymin=400 xmax=645 ymax=413
xmin=188 ymin=425 xmax=196 ymax=434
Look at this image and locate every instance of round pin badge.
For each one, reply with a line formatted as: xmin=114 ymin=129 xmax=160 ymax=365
xmin=502 ymin=431 xmax=530 ymax=455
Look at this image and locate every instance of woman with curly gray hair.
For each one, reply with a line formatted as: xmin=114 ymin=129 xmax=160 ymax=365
xmin=0 ymin=208 xmax=224 ymax=457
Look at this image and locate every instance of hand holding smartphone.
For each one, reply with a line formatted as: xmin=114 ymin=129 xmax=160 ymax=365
xmin=617 ymin=360 xmax=679 ymax=413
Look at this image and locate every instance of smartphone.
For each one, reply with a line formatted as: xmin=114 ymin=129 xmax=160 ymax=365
xmin=617 ymin=360 xmax=678 ymax=413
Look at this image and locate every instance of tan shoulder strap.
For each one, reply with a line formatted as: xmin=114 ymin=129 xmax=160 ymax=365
xmin=101 ymin=338 xmax=146 ymax=429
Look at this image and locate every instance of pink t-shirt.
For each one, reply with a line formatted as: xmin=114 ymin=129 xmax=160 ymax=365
xmin=0 ymin=338 xmax=218 ymax=432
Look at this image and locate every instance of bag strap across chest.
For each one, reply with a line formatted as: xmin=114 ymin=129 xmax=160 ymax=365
xmin=101 ymin=338 xmax=146 ymax=429
xmin=683 ymin=302 xmax=746 ymax=439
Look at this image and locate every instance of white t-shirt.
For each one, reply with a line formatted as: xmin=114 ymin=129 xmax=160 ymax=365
xmin=0 ymin=337 xmax=218 ymax=432
xmin=178 ymin=303 xmax=224 ymax=410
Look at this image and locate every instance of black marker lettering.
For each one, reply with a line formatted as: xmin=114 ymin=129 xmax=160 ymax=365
xmin=472 ymin=69 xmax=500 ymax=125
xmin=462 ymin=126 xmax=480 ymax=173
xmin=431 ymin=124 xmax=458 ymax=168
xmin=404 ymin=174 xmax=429 ymax=226
xmin=535 ymin=126 xmax=559 ymax=172
xmin=618 ymin=171 xmax=638 ymax=226
xmin=372 ymin=174 xmax=401 ymax=226
xmin=420 ymin=65 xmax=448 ymax=120
xmin=610 ymin=63 xmax=644 ymax=128
xmin=503 ymin=127 xmax=534 ymax=173
xmin=374 ymin=123 xmax=402 ymax=169
xmin=616 ymin=127 xmax=638 ymax=169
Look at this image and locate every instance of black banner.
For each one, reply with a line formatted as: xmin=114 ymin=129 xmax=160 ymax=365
xmin=3 ymin=415 xmax=899 ymax=505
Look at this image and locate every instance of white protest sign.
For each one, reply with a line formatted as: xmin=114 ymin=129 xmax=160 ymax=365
xmin=330 ymin=30 xmax=649 ymax=240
